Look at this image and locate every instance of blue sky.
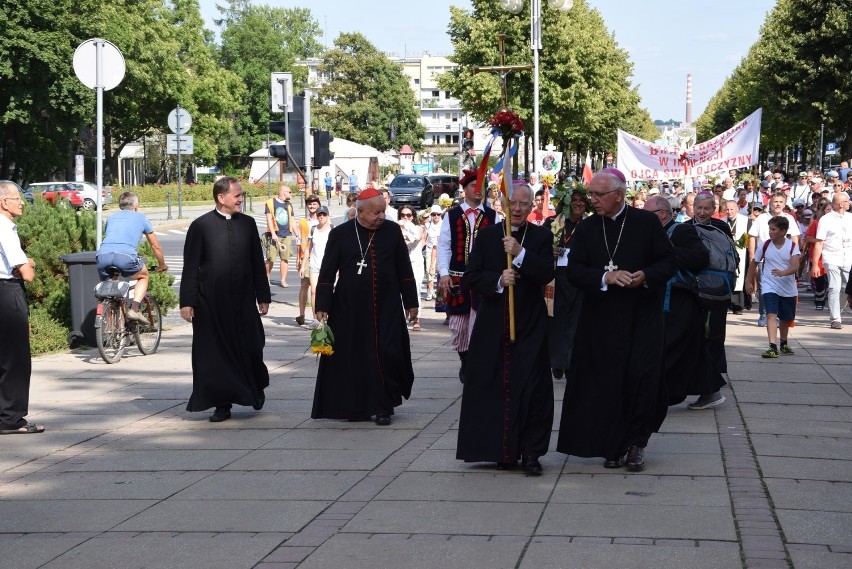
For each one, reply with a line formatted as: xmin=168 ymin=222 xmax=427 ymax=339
xmin=197 ymin=0 xmax=776 ymax=122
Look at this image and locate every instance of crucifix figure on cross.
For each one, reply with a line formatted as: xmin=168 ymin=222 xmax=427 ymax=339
xmin=472 ymin=33 xmax=533 ymax=110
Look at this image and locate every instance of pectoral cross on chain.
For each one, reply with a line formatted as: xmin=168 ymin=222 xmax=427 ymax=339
xmin=356 ymin=260 xmax=368 ymax=275
xmin=604 ymin=260 xmax=618 ymax=272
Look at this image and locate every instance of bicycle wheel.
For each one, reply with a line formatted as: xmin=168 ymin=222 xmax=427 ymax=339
xmin=96 ymin=301 xmax=127 ymax=363
xmin=134 ymin=295 xmax=162 ymax=355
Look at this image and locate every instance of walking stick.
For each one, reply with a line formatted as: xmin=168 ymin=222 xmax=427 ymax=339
xmin=501 ymin=138 xmax=516 ymax=343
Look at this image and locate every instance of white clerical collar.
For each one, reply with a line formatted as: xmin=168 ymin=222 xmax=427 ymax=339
xmin=214 ymin=207 xmax=232 ymax=220
xmin=608 ymin=202 xmax=627 ymax=220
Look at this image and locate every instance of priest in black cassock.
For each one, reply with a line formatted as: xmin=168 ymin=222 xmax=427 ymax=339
xmin=457 ymin=183 xmax=555 ymax=475
xmin=556 ymin=169 xmax=676 ymax=472
xmin=180 ymin=177 xmax=271 ymax=423
xmin=311 ymin=188 xmax=419 ymax=426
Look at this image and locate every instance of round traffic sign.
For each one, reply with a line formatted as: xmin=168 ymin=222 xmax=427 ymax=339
xmin=73 ymin=39 xmax=125 ymax=91
xmin=168 ymin=107 xmax=192 ymax=134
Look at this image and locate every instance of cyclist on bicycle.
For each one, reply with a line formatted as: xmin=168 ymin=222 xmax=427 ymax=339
xmin=96 ymin=191 xmax=167 ymax=323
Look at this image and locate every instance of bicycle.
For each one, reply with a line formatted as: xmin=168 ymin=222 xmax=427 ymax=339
xmin=93 ymin=266 xmax=163 ymax=364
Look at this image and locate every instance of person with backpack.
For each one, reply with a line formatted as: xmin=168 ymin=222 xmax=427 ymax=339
xmin=685 ymin=193 xmax=736 ymax=409
xmin=264 ymin=185 xmax=295 ymax=287
xmin=745 ymin=216 xmax=801 ymax=358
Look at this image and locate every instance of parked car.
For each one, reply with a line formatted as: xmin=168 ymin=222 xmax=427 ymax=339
xmin=428 ymin=174 xmax=460 ymax=200
xmin=26 ymin=181 xmax=112 ymax=210
xmin=388 ymin=175 xmax=434 ymax=210
xmin=25 ymin=183 xmax=85 ymax=209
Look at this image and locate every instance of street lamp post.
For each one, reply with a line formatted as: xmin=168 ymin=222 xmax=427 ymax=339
xmin=499 ymin=0 xmax=573 ymax=177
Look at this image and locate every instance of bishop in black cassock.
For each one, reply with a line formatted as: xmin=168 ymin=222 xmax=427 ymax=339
xmin=457 ymin=184 xmax=554 ymax=475
xmin=180 ymin=178 xmax=271 ymax=422
xmin=311 ymin=189 xmax=418 ymax=425
xmin=556 ymin=170 xmax=675 ymax=471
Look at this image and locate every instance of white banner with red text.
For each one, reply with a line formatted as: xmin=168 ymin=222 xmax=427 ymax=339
xmin=617 ymin=108 xmax=762 ymax=181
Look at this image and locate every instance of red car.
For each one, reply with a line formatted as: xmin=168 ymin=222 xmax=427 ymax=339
xmin=26 ymin=184 xmax=85 ymax=209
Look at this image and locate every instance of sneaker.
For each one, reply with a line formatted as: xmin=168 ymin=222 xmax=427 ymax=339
xmin=780 ymin=344 xmax=794 ymax=355
xmin=816 ymin=305 xmax=825 ymax=311
xmin=687 ymin=393 xmax=726 ymax=410
xmin=831 ymin=320 xmax=842 ymax=329
xmin=757 ymin=315 xmax=767 ymax=327
xmin=126 ymin=308 xmax=148 ymax=324
xmin=761 ymin=347 xmax=779 ymax=359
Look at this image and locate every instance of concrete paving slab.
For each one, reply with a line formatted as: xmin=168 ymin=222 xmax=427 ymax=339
xmin=739 ymin=403 xmax=852 ymax=422
xmin=765 ymin=479 xmax=852 ymax=512
xmin=172 ymin=411 xmax=307 ymax=430
xmin=657 ymin=408 xmax=720 ymax=434
xmin=223 ymin=449 xmax=392 ymax=471
xmin=40 ymin=533 xmax=284 ymax=569
xmin=788 ymin=549 xmax=852 ymax=569
xmin=100 ymin=429 xmax=287 ymax=451
xmin=29 ymin=413 xmax=147 ymax=432
xmin=407 ymin=448 xmax=565 ymax=474
xmin=745 ymin=418 xmax=852 ymax=438
xmin=64 ymin=449 xmax=250 ymax=472
xmin=114 ymin=499 xmax=329 ymax=532
xmin=561 ymin=452 xmax=725 ymax=477
xmin=172 ymin=471 xmax=365 ymax=500
xmin=0 ymin=499 xmax=157 ymax=532
xmin=260 ymin=428 xmax=415 ymax=450
xmin=550 ymin=474 xmax=729 ymax=507
xmin=734 ymin=392 xmax=849 ymax=406
xmin=520 ymin=541 xmax=742 ymax=569
xmin=734 ymin=381 xmax=849 ymax=396
xmin=376 ymin=471 xmax=557 ymax=502
xmin=727 ymin=364 xmax=835 ymax=383
xmin=0 ymin=471 xmax=208 ymax=500
xmin=344 ymin=500 xmax=545 ymax=535
xmin=757 ymin=456 xmax=852 ymax=482
xmin=776 ymin=510 xmax=852 ymax=546
xmin=750 ymin=434 xmax=852 ymax=459
xmin=299 ymin=533 xmax=525 ymax=569
xmin=538 ymin=503 xmax=736 ymax=540
xmin=1 ymin=536 xmax=88 ymax=569
xmin=644 ymin=433 xmax=721 ymax=455
xmin=306 ymin=413 xmax=436 ymax=429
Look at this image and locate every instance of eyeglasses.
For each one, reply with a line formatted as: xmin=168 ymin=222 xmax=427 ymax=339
xmin=317 ymin=212 xmax=329 ymax=217
xmin=431 ymin=213 xmax=441 ymax=216
xmin=508 ymin=200 xmax=532 ymax=208
xmin=400 ymin=213 xmax=413 ymax=218
xmin=588 ymin=189 xmax=619 ymax=199
xmin=3 ymin=196 xmax=23 ymax=203
xmin=645 ymin=208 xmax=668 ymax=214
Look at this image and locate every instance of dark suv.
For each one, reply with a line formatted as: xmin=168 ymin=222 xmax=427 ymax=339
xmin=428 ymin=174 xmax=460 ymax=200
xmin=388 ymin=175 xmax=434 ymax=210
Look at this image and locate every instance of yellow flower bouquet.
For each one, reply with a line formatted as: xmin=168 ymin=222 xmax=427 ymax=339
xmin=310 ymin=321 xmax=335 ymax=357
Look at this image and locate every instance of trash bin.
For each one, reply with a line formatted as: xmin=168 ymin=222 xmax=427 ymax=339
xmin=60 ymin=251 xmax=100 ymax=348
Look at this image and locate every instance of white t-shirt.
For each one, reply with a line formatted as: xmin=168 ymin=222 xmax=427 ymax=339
xmin=308 ymin=225 xmax=331 ymax=273
xmin=815 ymin=211 xmax=852 ymax=267
xmin=748 ymin=212 xmax=801 ymax=248
xmin=0 ymin=216 xmax=27 ymax=279
xmin=754 ymin=239 xmax=800 ymax=297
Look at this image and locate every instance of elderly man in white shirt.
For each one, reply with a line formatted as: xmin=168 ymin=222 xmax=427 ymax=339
xmin=811 ymin=192 xmax=852 ymax=329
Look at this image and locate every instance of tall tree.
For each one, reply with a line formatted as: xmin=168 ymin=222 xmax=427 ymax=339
xmin=216 ymin=0 xmax=322 ymax=170
xmin=312 ymin=33 xmax=425 ymax=152
xmin=439 ymin=0 xmax=654 ymax=159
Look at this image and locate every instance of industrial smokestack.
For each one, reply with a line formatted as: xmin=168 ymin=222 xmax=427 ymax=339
xmin=685 ymin=74 xmax=693 ymax=125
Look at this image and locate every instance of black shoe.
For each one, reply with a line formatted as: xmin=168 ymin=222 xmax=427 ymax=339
xmin=552 ymin=368 xmax=564 ymax=379
xmin=522 ymin=455 xmax=543 ymax=476
xmin=374 ymin=414 xmax=391 ymax=426
xmin=252 ymin=392 xmax=265 ymax=411
xmin=625 ymin=446 xmax=645 ymax=471
xmin=495 ymin=462 xmax=514 ymax=470
xmin=603 ymin=455 xmax=626 ymax=468
xmin=209 ymin=407 xmax=231 ymax=422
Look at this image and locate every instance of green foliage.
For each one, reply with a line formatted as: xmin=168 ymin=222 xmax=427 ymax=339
xmin=696 ymin=0 xmax=852 ymax=161
xmin=121 ymin=182 xmax=280 ymax=204
xmin=313 ymin=33 xmax=426 ymax=152
xmin=137 ymin=241 xmax=178 ymax=315
xmin=16 ymin=202 xmax=98 ymax=327
xmin=216 ymin=0 xmax=322 ymax=171
xmin=29 ymin=307 xmax=72 ymax=356
xmin=440 ymin=0 xmax=653 ymax=157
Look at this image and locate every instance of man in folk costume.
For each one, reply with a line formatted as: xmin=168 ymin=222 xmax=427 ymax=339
xmin=311 ymin=188 xmax=419 ymax=426
xmin=456 ymin=183 xmax=554 ymax=475
xmin=437 ymin=169 xmax=497 ymax=383
xmin=556 ymin=169 xmax=676 ymax=471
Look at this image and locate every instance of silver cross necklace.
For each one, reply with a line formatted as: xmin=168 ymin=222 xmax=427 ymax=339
xmin=602 ymin=210 xmax=627 ymax=272
xmin=355 ymin=222 xmax=375 ymax=275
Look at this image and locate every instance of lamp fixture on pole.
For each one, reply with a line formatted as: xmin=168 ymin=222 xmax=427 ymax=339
xmin=499 ymin=0 xmax=573 ymax=176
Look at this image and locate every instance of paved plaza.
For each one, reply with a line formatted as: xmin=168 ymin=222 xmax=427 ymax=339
xmin=1 ymin=211 xmax=850 ymax=568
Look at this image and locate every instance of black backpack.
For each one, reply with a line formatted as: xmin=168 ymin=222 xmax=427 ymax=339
xmin=664 ymin=222 xmax=738 ymax=310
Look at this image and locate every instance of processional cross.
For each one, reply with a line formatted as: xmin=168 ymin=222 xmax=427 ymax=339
xmin=472 ymin=33 xmax=532 ymax=110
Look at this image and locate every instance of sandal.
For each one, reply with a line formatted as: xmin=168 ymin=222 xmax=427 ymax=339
xmin=412 ymin=322 xmax=421 ymax=331
xmin=0 ymin=423 xmax=45 ymax=435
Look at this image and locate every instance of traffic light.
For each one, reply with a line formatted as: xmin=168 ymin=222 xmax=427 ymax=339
xmin=269 ymin=121 xmax=287 ymax=160
xmin=462 ymin=127 xmax=474 ymax=152
xmin=313 ymin=130 xmax=334 ymax=168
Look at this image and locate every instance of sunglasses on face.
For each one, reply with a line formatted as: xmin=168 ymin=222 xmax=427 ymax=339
xmin=400 ymin=213 xmax=413 ymax=218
